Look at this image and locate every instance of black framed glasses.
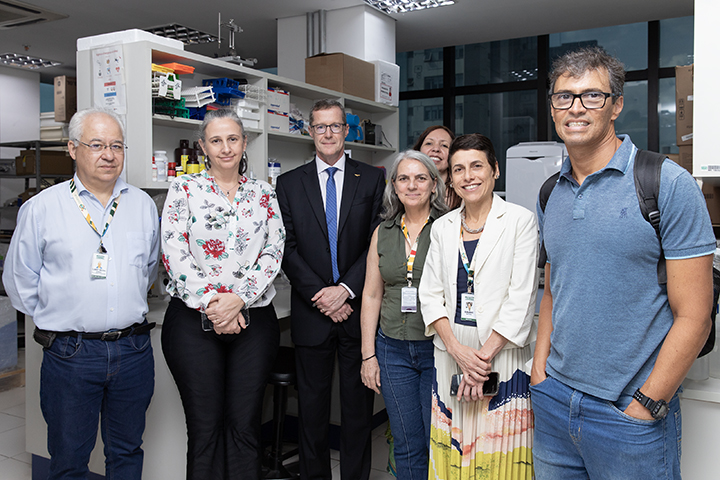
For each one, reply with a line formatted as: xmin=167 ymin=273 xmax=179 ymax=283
xmin=549 ymin=92 xmax=619 ymax=110
xmin=77 ymin=140 xmax=127 ymax=155
xmin=310 ymin=123 xmax=347 ymax=134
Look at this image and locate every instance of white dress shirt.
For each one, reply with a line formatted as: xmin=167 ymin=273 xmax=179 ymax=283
xmin=315 ymin=154 xmax=346 ymax=228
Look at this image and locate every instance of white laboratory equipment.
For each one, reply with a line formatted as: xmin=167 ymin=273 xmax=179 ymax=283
xmin=505 ymin=141 xmax=567 ymax=214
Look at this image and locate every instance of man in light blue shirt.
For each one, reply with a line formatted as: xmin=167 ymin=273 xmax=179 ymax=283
xmin=3 ymin=107 xmax=160 ymax=479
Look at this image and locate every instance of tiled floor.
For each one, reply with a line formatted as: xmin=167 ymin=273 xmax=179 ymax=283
xmin=0 ymin=385 xmax=30 ymax=480
xmin=0 ymin=383 xmax=394 ymax=480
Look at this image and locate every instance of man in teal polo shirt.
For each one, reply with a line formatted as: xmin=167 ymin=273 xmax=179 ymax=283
xmin=531 ymin=46 xmax=715 ymax=479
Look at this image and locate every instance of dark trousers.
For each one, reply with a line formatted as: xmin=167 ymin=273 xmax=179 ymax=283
xmin=162 ymin=297 xmax=280 ymax=480
xmin=295 ymin=323 xmax=374 ymax=480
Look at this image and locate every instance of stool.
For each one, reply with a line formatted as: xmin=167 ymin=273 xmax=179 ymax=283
xmin=264 ymin=346 xmax=299 ymax=480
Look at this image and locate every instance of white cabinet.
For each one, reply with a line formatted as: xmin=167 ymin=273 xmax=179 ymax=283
xmin=76 ymin=40 xmax=398 ymax=189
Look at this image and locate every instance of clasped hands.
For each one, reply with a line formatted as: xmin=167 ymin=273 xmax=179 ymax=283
xmin=312 ymin=286 xmax=352 ymax=323
xmin=450 ymin=343 xmax=493 ymax=402
xmin=205 ymin=293 xmax=247 ymax=334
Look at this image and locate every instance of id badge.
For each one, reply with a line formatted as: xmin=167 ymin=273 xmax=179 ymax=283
xmin=91 ymin=252 xmax=109 ymax=279
xmin=460 ymin=292 xmax=476 ymax=323
xmin=401 ymin=286 xmax=418 ymax=313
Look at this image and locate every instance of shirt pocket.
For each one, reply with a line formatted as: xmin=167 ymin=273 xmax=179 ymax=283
xmin=126 ymin=232 xmax=154 ymax=270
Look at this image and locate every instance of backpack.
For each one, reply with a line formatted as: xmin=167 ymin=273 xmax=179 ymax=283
xmin=537 ymin=149 xmax=718 ymax=358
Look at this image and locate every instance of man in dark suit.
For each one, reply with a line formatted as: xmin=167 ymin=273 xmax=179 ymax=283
xmin=276 ymin=99 xmax=384 ymax=480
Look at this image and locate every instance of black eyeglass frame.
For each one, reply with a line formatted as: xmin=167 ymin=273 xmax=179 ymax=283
xmin=548 ymin=91 xmax=620 ymax=110
xmin=309 ymin=123 xmax=348 ymax=134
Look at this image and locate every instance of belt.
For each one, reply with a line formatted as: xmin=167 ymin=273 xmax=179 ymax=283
xmin=44 ymin=322 xmax=156 ymax=341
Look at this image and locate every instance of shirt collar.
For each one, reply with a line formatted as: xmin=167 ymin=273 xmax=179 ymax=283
xmin=388 ymin=206 xmax=441 ymax=228
xmin=315 ymin=154 xmax=346 ymax=176
xmin=559 ymin=134 xmax=635 ymax=182
xmin=72 ymin=174 xmax=128 ymax=200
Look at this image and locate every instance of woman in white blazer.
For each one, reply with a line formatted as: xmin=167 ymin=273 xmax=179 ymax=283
xmin=419 ymin=133 xmax=538 ymax=480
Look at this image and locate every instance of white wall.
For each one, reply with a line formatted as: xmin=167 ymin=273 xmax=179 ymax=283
xmin=693 ymin=0 xmax=717 ymax=179
xmin=0 ymin=65 xmax=40 ymax=214
xmin=277 ymin=5 xmax=396 ymax=82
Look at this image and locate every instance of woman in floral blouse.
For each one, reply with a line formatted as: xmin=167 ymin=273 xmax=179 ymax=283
xmin=160 ymin=108 xmax=286 ymax=480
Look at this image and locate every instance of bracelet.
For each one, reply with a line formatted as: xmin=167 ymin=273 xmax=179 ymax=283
xmin=362 ymin=354 xmax=376 ymax=362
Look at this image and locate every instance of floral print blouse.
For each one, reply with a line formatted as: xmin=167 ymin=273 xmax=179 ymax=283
xmin=161 ymin=171 xmax=286 ymax=310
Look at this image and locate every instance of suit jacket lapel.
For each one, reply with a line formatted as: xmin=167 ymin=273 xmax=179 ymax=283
xmin=300 ymin=162 xmax=328 ymax=239
xmin=338 ymin=158 xmax=360 ymax=236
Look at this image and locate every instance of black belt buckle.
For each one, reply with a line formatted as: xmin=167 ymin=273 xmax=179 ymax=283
xmin=100 ymin=331 xmax=123 ymax=341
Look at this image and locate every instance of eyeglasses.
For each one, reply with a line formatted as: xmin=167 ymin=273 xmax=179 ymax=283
xmin=310 ymin=123 xmax=346 ymax=134
xmin=549 ymin=92 xmax=619 ymax=110
xmin=76 ymin=140 xmax=127 ymax=155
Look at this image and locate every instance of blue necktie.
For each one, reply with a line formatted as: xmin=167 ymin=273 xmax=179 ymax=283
xmin=325 ymin=167 xmax=340 ymax=283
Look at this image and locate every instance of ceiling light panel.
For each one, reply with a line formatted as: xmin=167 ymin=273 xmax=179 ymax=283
xmin=0 ymin=52 xmax=61 ymax=68
xmin=145 ymin=24 xmax=217 ymax=45
xmin=365 ymin=0 xmax=456 ymax=14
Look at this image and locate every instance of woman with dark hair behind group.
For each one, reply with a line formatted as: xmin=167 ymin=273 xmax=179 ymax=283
xmin=420 ymin=133 xmax=538 ymax=479
xmin=360 ymin=149 xmax=448 ymax=480
xmin=161 ymin=109 xmax=286 ymax=479
xmin=413 ymin=125 xmax=461 ymax=209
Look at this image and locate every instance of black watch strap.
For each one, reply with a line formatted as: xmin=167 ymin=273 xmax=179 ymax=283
xmin=633 ymin=388 xmax=669 ymax=419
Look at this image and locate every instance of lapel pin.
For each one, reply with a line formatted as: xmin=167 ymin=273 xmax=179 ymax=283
xmin=355 ymin=173 xmax=360 ymax=177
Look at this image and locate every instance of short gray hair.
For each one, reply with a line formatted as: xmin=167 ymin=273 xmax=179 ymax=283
xmin=549 ymin=46 xmax=625 ymax=98
xmin=68 ymin=108 xmax=125 ymax=146
xmin=381 ymin=150 xmax=448 ymax=220
xmin=309 ymin=99 xmax=346 ymax=126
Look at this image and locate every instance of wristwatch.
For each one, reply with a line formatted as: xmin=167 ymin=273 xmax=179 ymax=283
xmin=633 ymin=389 xmax=669 ymax=419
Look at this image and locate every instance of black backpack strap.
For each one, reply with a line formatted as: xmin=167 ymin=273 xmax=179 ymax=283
xmin=537 ymin=171 xmax=561 ymax=269
xmin=633 ymin=149 xmax=667 ymax=285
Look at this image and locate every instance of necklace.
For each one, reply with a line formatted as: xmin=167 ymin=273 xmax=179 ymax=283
xmin=215 ymin=180 xmax=239 ymax=197
xmin=460 ymin=209 xmax=485 ymax=234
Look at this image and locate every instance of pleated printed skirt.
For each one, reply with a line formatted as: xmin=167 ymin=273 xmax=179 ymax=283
xmin=428 ymin=324 xmax=534 ymax=480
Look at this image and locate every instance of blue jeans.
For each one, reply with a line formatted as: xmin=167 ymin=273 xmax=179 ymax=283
xmin=531 ymin=375 xmax=682 ymax=480
xmin=40 ymin=329 xmax=155 ymax=480
xmin=376 ymin=329 xmax=434 ymax=480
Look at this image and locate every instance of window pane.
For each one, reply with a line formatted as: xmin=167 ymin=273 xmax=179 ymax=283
xmin=659 ymin=77 xmax=678 ymax=154
xmin=660 ymin=16 xmax=694 ymax=67
xmin=455 ymin=90 xmax=538 ymax=192
xmin=397 ymin=48 xmax=444 ymax=92
xmin=615 ymin=80 xmax=648 ymax=150
xmin=549 ymin=22 xmax=648 ymax=71
xmin=457 ymin=37 xmax=537 ymax=86
xmin=399 ymin=97 xmax=444 ymax=150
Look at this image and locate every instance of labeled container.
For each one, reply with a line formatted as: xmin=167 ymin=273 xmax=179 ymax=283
xmin=154 ymin=150 xmax=168 ymax=182
xmin=268 ymin=160 xmax=281 ymax=187
xmin=175 ymin=139 xmax=192 ymax=176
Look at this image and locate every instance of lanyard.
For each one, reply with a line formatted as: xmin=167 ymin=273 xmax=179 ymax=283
xmin=69 ymin=179 xmax=121 ymax=253
xmin=401 ymin=215 xmax=429 ymax=287
xmin=458 ymin=226 xmax=478 ymax=293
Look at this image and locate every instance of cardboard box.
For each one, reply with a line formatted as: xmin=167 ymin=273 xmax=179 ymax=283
xmin=305 ymin=53 xmax=375 ymax=101
xmin=373 ymin=59 xmax=399 ymax=107
xmin=267 ymin=110 xmax=289 ymax=134
xmin=677 ymin=145 xmax=693 ymax=173
xmin=15 ymin=150 xmax=74 ymax=176
xmin=676 ymin=65 xmax=693 ymax=146
xmin=54 ymin=76 xmax=77 ymax=123
xmin=267 ymin=87 xmax=290 ymax=113
xmin=702 ymin=182 xmax=720 ymax=225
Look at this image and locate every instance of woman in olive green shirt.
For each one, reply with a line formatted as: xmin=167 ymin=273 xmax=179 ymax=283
xmin=360 ymin=150 xmax=448 ymax=480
